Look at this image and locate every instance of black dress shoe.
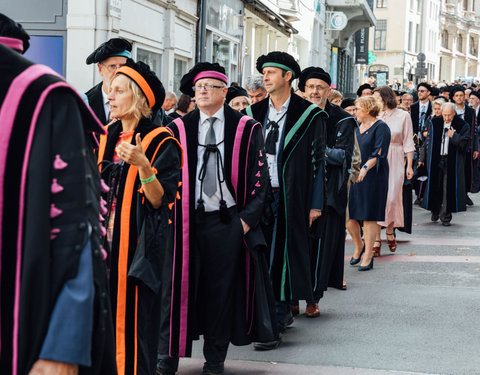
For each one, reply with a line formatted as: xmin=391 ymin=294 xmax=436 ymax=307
xmin=350 ymin=245 xmax=365 ymax=265
xmin=414 ymin=197 xmax=421 ymax=205
xmin=431 ymin=213 xmax=439 ymax=222
xmin=442 ymin=221 xmax=451 ymax=226
xmin=253 ymin=336 xmax=282 ymax=351
xmin=466 ymin=196 xmax=474 ymax=206
xmin=358 ymin=257 xmax=374 ymax=271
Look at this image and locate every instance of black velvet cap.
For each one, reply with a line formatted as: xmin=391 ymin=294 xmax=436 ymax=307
xmin=340 ymin=98 xmax=355 ymax=109
xmin=417 ymin=82 xmax=432 ymax=92
xmin=117 ymin=59 xmax=165 ymax=112
xmin=0 ymin=13 xmax=30 ymax=53
xmin=226 ymin=86 xmax=248 ymax=104
xmin=356 ymin=83 xmax=372 ymax=97
xmin=179 ymin=62 xmax=228 ymax=97
xmin=450 ymin=85 xmax=465 ymax=98
xmin=439 ymin=86 xmax=451 ymax=93
xmin=86 ymin=38 xmax=132 ymax=64
xmin=430 ymin=87 xmax=439 ymax=96
xmin=298 ymin=67 xmax=331 ymax=91
xmin=256 ymin=51 xmax=301 ymax=79
xmin=469 ymin=90 xmax=480 ymax=100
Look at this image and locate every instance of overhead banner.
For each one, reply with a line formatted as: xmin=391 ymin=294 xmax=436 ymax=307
xmin=330 ymin=47 xmax=338 ymax=89
xmin=355 ymin=28 xmax=369 ymax=64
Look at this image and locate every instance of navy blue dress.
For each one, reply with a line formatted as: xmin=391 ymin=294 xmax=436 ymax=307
xmin=349 ymin=120 xmax=391 ymax=221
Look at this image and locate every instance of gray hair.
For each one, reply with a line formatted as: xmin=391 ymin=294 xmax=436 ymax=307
xmin=245 ymin=76 xmax=265 ymax=92
xmin=165 ymin=91 xmax=177 ymax=100
xmin=441 ymin=102 xmax=456 ymax=112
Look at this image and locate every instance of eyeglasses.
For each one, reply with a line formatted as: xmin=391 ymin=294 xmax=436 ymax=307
xmin=305 ymin=84 xmax=329 ymax=91
xmin=102 ymin=63 xmax=124 ymax=73
xmin=417 ymin=89 xmax=429 ymax=93
xmin=192 ymin=85 xmax=225 ymax=92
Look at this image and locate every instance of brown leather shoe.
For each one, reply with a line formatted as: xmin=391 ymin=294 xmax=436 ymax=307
xmin=305 ymin=303 xmax=320 ymax=318
xmin=291 ymin=305 xmax=299 ymax=316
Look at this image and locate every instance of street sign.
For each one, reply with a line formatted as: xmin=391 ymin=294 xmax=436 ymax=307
xmin=326 ymin=11 xmax=348 ymax=31
xmin=417 ymin=53 xmax=426 ymax=62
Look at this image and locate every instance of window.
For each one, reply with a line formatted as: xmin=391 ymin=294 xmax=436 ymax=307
xmin=470 ymin=36 xmax=477 ymax=55
xmin=464 ymin=0 xmax=468 ymax=10
xmin=458 ymin=34 xmax=463 ymax=53
xmin=408 ymin=22 xmax=413 ymax=51
xmin=376 ymin=0 xmax=387 ymax=7
xmin=374 ymin=19 xmax=387 ymax=50
xmin=137 ymin=48 xmax=162 ymax=78
xmin=441 ymin=30 xmax=449 ymax=49
xmin=415 ymin=24 xmax=420 ymax=53
xmin=173 ymin=58 xmax=187 ymax=96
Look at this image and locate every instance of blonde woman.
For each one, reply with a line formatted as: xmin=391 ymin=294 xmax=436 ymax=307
xmin=98 ymin=60 xmax=182 ymax=375
xmin=328 ymin=89 xmax=343 ymax=106
xmin=348 ymin=96 xmax=391 ymax=271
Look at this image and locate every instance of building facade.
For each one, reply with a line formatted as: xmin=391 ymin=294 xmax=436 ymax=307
xmin=368 ymin=0 xmax=441 ymax=87
xmin=439 ymin=0 xmax=480 ymax=82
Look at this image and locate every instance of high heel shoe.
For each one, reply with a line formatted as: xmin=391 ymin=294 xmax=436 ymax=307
xmin=349 ymin=243 xmax=365 ymax=265
xmin=372 ymin=240 xmax=381 ymax=257
xmin=386 ymin=231 xmax=397 ymax=252
xmin=358 ymin=257 xmax=374 ymax=271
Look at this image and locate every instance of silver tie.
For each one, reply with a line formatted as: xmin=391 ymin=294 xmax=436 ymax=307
xmin=204 ymin=117 xmax=217 ymax=197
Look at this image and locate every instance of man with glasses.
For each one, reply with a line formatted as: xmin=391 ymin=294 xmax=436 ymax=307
xmin=85 ymin=38 xmax=132 ymax=124
xmin=243 ymin=52 xmax=327 ymax=350
xmin=294 ymin=67 xmax=355 ymax=318
xmin=159 ymin=62 xmax=276 ymax=375
xmin=410 ymin=83 xmax=432 ymax=140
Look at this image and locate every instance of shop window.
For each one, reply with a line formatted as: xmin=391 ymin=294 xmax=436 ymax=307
xmin=173 ymin=58 xmax=187 ymax=96
xmin=137 ymin=48 xmax=162 ymax=78
xmin=374 ymin=19 xmax=387 ymax=50
xmin=376 ymin=0 xmax=387 ymax=7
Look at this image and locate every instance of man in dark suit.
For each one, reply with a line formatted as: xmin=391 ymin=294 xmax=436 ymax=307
xmin=410 ymin=82 xmax=432 ymax=139
xmin=451 ymin=85 xmax=478 ymax=205
xmin=85 ymin=38 xmax=132 ymax=125
xmin=469 ymin=91 xmax=480 ymax=192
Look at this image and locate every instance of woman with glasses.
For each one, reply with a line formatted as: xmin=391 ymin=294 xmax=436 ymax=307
xmin=98 ymin=59 xmax=182 ymax=375
xmin=348 ymin=96 xmax=391 ymax=271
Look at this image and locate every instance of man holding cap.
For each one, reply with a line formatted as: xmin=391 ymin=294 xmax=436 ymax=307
xmin=296 ymin=67 xmax=355 ymax=317
xmin=244 ymin=52 xmax=327 ymax=349
xmin=160 ymin=62 xmax=277 ymax=375
xmin=85 ymin=38 xmax=132 ymax=124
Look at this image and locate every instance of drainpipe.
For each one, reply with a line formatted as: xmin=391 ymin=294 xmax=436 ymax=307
xmin=197 ymin=0 xmax=208 ymax=62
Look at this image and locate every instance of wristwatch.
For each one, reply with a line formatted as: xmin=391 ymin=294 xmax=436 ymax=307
xmin=362 ymin=165 xmax=368 ymax=170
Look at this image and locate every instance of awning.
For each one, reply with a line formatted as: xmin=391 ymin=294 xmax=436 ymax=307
xmin=243 ymin=0 xmax=298 ymax=36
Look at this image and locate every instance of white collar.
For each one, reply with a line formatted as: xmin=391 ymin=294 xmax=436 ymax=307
xmin=199 ymin=106 xmax=225 ymax=126
xmin=102 ymin=87 xmax=109 ymax=105
xmin=268 ymin=95 xmax=291 ymax=113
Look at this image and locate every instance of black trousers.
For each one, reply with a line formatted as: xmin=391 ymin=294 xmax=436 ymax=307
xmin=157 ymin=207 xmax=243 ymax=374
xmin=432 ymin=156 xmax=452 ymax=223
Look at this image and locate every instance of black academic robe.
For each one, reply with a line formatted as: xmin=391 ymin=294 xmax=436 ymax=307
xmin=410 ymin=100 xmax=432 ymax=136
xmin=420 ymin=115 xmax=469 ymax=213
xmin=86 ymin=82 xmax=108 ymax=125
xmin=244 ymin=93 xmax=327 ymax=302
xmin=167 ymin=105 xmax=276 ymax=357
xmin=311 ymin=101 xmax=355 ymax=297
xmin=0 ymin=44 xmax=116 ymax=375
xmin=98 ymin=118 xmax=182 ymax=375
xmin=460 ymin=105 xmax=478 ymax=192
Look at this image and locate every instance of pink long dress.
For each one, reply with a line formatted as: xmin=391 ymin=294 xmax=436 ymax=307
xmin=378 ymin=108 xmax=415 ymax=228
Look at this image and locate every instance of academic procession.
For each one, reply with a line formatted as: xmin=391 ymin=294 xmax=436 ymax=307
xmin=1 ymin=7 xmax=480 ymax=375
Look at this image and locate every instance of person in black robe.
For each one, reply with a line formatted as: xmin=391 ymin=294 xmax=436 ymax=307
xmin=85 ymin=38 xmax=132 ymax=124
xmin=469 ymin=91 xmax=480 ymax=193
xmin=243 ymin=52 xmax=327 ymax=349
xmin=419 ymin=102 xmax=469 ymax=225
xmin=158 ymin=62 xmax=276 ymax=375
xmin=297 ymin=67 xmax=354 ymax=316
xmin=97 ymin=60 xmax=182 ymax=375
xmin=450 ymin=85 xmax=478 ymax=205
xmin=0 ymin=14 xmax=116 ymax=375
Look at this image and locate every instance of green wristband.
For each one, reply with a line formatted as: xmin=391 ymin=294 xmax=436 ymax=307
xmin=140 ymin=174 xmax=156 ymax=184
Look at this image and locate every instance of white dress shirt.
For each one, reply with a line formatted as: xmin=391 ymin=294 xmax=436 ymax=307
xmin=455 ymin=105 xmax=465 ymax=120
xmin=195 ymin=107 xmax=236 ymax=211
xmin=265 ymin=95 xmax=291 ymax=188
xmin=102 ymin=88 xmax=110 ymax=121
xmin=441 ymin=123 xmax=452 ymax=156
